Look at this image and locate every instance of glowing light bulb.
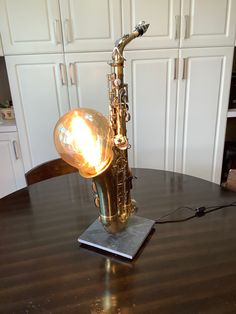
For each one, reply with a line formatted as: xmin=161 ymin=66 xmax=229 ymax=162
xmin=54 ymin=108 xmax=114 ymax=178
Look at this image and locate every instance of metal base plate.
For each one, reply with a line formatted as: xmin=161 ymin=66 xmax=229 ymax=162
xmin=78 ymin=216 xmax=155 ymax=259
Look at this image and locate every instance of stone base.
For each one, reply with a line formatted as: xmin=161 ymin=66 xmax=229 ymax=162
xmin=78 ymin=216 xmax=155 ymax=259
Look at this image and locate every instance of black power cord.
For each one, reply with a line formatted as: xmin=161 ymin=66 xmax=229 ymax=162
xmin=155 ymin=201 xmax=236 ymax=224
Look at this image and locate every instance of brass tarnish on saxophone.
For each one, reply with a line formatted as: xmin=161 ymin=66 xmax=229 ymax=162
xmin=92 ymin=21 xmax=149 ymax=233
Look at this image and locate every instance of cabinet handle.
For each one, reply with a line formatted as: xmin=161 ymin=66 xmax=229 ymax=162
xmin=13 ymin=140 xmax=19 ymax=160
xmin=173 ymin=58 xmax=178 ymax=80
xmin=182 ymin=58 xmax=188 ymax=80
xmin=54 ymin=19 xmax=62 ymax=44
xmin=65 ymin=19 xmax=73 ymax=44
xmin=184 ymin=15 xmax=190 ymax=39
xmin=59 ymin=63 xmax=67 ymax=85
xmin=175 ymin=16 xmax=180 ymax=39
xmin=69 ymin=63 xmax=76 ymax=85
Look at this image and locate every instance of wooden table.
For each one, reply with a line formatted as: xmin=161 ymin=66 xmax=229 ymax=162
xmin=1 ymin=168 xmax=236 ymax=313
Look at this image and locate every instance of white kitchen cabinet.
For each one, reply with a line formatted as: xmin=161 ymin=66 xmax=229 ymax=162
xmin=125 ymin=47 xmax=234 ymax=183
xmin=67 ymin=50 xmax=179 ymax=170
xmin=180 ymin=0 xmax=236 ymax=48
xmin=66 ymin=50 xmax=178 ymax=171
xmin=65 ymin=51 xmax=136 ymax=164
xmin=122 ymin=0 xmax=236 ymax=50
xmin=5 ymin=52 xmax=118 ymax=173
xmin=122 ymin=0 xmax=181 ymax=49
xmin=0 ymin=0 xmax=122 ymax=55
xmin=0 ymin=131 xmax=26 ymax=198
xmin=65 ymin=52 xmax=111 ymax=115
xmin=125 ymin=49 xmax=179 ymax=170
xmin=1 ymin=1 xmax=235 ymax=184
xmin=4 ymin=49 xmax=234 ymax=183
xmin=175 ymin=47 xmax=234 ymax=183
xmin=5 ymin=54 xmax=70 ymax=172
xmin=0 ymin=0 xmax=235 ymax=55
xmin=0 ymin=0 xmax=63 ymax=55
xmin=60 ymin=0 xmax=122 ymax=52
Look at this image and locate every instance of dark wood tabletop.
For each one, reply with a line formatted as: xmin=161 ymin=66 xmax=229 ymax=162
xmin=1 ymin=168 xmax=236 ymax=314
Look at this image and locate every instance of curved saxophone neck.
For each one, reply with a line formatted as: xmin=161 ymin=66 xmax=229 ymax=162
xmin=112 ymin=21 xmax=149 ymax=64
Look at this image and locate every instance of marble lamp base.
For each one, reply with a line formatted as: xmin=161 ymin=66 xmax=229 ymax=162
xmin=78 ymin=216 xmax=155 ymax=259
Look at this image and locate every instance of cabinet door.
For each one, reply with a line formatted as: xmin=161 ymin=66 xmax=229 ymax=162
xmin=125 ymin=49 xmax=179 ymax=170
xmin=175 ymin=47 xmax=234 ymax=183
xmin=0 ymin=0 xmax=63 ymax=55
xmin=65 ymin=52 xmax=111 ymax=116
xmin=5 ymin=54 xmax=70 ymax=172
xmin=60 ymin=0 xmax=122 ymax=52
xmin=181 ymin=0 xmax=236 ymax=47
xmin=122 ymin=0 xmax=181 ymax=49
xmin=0 ymin=132 xmax=26 ymax=198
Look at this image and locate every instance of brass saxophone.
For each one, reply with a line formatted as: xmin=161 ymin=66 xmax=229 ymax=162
xmin=92 ymin=21 xmax=149 ymax=234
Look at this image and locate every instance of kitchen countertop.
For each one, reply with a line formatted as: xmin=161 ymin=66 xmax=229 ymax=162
xmin=0 ymin=119 xmax=17 ymax=132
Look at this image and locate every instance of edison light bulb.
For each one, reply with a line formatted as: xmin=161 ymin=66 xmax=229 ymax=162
xmin=54 ymin=108 xmax=114 ymax=178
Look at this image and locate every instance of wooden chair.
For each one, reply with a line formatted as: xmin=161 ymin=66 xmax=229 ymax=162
xmin=222 ymin=169 xmax=236 ymax=192
xmin=25 ymin=158 xmax=78 ymax=185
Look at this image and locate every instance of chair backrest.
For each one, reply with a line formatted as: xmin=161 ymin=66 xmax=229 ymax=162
xmin=223 ymin=169 xmax=236 ymax=192
xmin=25 ymin=158 xmax=78 ymax=185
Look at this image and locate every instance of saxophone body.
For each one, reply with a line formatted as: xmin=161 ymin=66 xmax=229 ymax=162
xmin=92 ymin=22 xmax=149 ymax=234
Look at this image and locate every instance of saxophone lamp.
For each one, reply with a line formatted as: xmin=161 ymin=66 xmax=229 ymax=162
xmin=54 ymin=21 xmax=155 ymax=259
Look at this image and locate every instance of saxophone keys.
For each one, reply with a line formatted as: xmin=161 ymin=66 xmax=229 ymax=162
xmin=114 ymin=78 xmax=121 ymax=87
xmin=94 ymin=195 xmax=100 ymax=208
xmin=91 ymin=181 xmax=100 ymax=208
xmin=114 ymin=135 xmax=128 ymax=150
xmin=91 ymin=181 xmax=97 ymax=193
xmin=126 ymin=113 xmax=131 ymax=122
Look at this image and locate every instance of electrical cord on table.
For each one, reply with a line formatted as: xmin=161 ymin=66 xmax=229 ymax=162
xmin=155 ymin=201 xmax=236 ymax=224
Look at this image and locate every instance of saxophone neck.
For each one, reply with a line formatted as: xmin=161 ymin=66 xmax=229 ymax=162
xmin=112 ymin=21 xmax=149 ymax=65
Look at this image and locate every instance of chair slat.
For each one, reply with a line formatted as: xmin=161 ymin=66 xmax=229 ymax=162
xmin=25 ymin=158 xmax=78 ymax=185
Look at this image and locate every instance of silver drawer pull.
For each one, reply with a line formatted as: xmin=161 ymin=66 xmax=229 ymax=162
xmin=175 ymin=16 xmax=180 ymax=39
xmin=13 ymin=140 xmax=19 ymax=160
xmin=184 ymin=15 xmax=190 ymax=39
xmin=59 ymin=63 xmax=67 ymax=85
xmin=54 ymin=19 xmax=62 ymax=44
xmin=65 ymin=19 xmax=73 ymax=44
xmin=182 ymin=58 xmax=189 ymax=80
xmin=69 ymin=63 xmax=76 ymax=85
xmin=173 ymin=58 xmax=178 ymax=80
